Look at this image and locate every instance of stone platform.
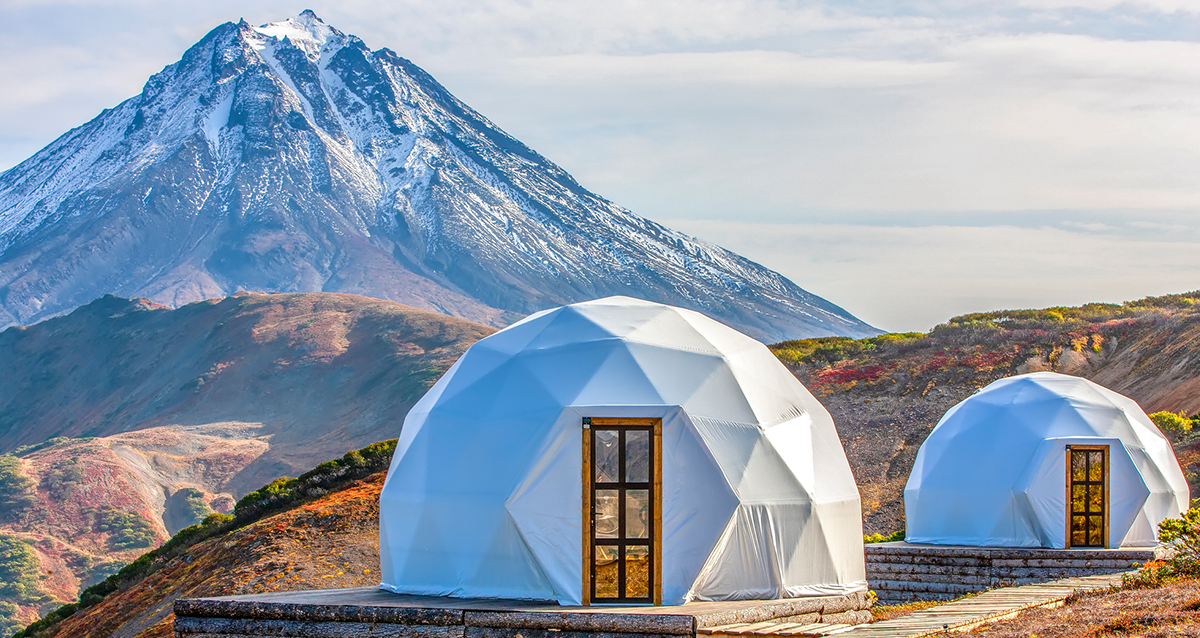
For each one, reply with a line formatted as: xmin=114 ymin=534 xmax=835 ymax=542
xmin=173 ymin=587 xmax=874 ymax=638
xmin=865 ymin=542 xmax=1158 ymax=603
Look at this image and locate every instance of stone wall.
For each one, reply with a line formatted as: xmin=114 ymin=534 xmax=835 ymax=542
xmin=865 ymin=542 xmax=1157 ymax=604
xmin=173 ymin=587 xmax=875 ymax=638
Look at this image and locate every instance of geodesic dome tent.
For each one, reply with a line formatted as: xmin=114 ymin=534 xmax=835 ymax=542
xmin=905 ymin=372 xmax=1189 ymax=549
xmin=379 ymin=296 xmax=866 ymax=605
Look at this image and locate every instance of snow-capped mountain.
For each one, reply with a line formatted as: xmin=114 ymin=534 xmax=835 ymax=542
xmin=0 ymin=11 xmax=878 ymax=341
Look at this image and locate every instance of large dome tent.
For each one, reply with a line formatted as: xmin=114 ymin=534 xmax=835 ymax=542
xmin=379 ymin=296 xmax=866 ymax=605
xmin=905 ymin=371 xmax=1188 ymax=548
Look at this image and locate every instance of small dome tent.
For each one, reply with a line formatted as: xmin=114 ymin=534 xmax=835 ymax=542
xmin=379 ymin=296 xmax=866 ymax=605
xmin=905 ymin=372 xmax=1188 ymax=549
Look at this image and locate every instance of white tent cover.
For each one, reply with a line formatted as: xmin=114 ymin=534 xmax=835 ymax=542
xmin=905 ymin=371 xmax=1189 ymax=548
xmin=379 ymin=296 xmax=866 ymax=604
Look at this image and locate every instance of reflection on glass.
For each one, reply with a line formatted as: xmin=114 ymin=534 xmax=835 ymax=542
xmin=1071 ymin=516 xmax=1086 ymax=546
xmin=1071 ymin=485 xmax=1085 ymax=512
xmin=595 ymin=490 xmax=620 ymax=538
xmin=1088 ymin=485 xmax=1103 ymax=514
xmin=625 ymin=545 xmax=650 ymax=599
xmin=595 ymin=430 xmax=620 ymax=483
xmin=594 ymin=545 xmax=619 ymax=598
xmin=1089 ymin=452 xmax=1104 ymax=481
xmin=1089 ymin=516 xmax=1104 ymax=546
xmin=1071 ymin=451 xmax=1087 ymax=481
xmin=626 ymin=490 xmax=650 ymax=539
xmin=626 ymin=430 xmax=650 ymax=483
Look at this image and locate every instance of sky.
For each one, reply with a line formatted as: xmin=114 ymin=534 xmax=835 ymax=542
xmin=1 ymin=1 xmax=1198 ymax=332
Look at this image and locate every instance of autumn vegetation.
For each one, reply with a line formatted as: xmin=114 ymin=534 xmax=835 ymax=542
xmin=11 ymin=439 xmax=397 ymax=638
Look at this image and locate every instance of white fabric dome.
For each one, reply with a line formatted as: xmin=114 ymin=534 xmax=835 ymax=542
xmin=379 ymin=296 xmax=866 ymax=604
xmin=905 ymin=371 xmax=1189 ymax=548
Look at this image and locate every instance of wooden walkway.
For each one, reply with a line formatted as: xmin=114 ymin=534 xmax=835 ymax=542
xmin=698 ymin=572 xmax=1126 ymax=638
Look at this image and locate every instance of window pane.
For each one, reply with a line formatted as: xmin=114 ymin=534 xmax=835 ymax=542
xmin=1071 ymin=516 xmax=1086 ymax=546
xmin=626 ymin=430 xmax=650 ymax=483
xmin=1089 ymin=452 xmax=1104 ymax=481
xmin=1074 ymin=451 xmax=1089 ymax=480
xmin=625 ymin=545 xmax=650 ymax=599
xmin=594 ymin=545 xmax=619 ymax=598
xmin=594 ymin=430 xmax=620 ymax=483
xmin=1088 ymin=485 xmax=1104 ymax=515
xmin=595 ymin=490 xmax=620 ymax=539
xmin=1071 ymin=485 xmax=1086 ymax=513
xmin=1089 ymin=516 xmax=1104 ymax=546
xmin=625 ymin=489 xmax=650 ymax=539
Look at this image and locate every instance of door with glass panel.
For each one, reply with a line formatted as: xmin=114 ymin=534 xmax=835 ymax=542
xmin=1067 ymin=445 xmax=1108 ymax=548
xmin=583 ymin=418 xmax=661 ymax=605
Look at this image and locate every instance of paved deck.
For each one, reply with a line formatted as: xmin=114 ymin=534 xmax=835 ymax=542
xmin=698 ymin=572 xmax=1126 ymax=638
xmin=174 ymin=587 xmax=873 ymax=637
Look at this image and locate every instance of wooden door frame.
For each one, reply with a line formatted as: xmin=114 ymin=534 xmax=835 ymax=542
xmin=1065 ymin=444 xmax=1110 ymax=548
xmin=581 ymin=417 xmax=662 ymax=605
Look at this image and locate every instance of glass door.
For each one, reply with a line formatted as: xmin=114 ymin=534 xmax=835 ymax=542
xmin=1067 ymin=445 xmax=1108 ymax=548
xmin=583 ymin=418 xmax=660 ymax=604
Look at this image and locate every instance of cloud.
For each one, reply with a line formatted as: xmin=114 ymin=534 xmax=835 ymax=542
xmin=665 ymin=218 xmax=1200 ymax=332
xmin=1 ymin=0 xmax=1198 ymax=331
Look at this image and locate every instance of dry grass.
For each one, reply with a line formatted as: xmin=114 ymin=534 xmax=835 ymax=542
xmin=45 ymin=473 xmax=388 ymax=638
xmin=964 ymin=576 xmax=1200 ymax=637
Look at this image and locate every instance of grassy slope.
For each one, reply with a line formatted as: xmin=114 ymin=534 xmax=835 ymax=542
xmin=0 ymin=291 xmax=495 ymax=493
xmin=48 ymin=473 xmax=387 ymax=638
xmin=12 ymin=290 xmax=1200 ymax=636
xmin=770 ymin=291 xmax=1200 ymax=533
xmin=0 ymin=292 xmax=492 ymax=633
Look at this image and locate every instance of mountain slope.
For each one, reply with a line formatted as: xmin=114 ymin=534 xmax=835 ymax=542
xmin=0 ymin=292 xmax=489 ymax=633
xmin=0 ymin=292 xmax=491 ymax=492
xmin=0 ymin=11 xmax=876 ymax=342
xmin=770 ymin=291 xmax=1200 ymax=534
xmin=18 ymin=468 xmax=389 ymax=638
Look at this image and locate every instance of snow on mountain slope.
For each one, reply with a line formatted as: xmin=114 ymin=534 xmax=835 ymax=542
xmin=0 ymin=11 xmax=878 ymax=341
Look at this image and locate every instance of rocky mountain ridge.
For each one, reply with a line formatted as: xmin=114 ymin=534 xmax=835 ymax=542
xmin=0 ymin=11 xmax=876 ymax=342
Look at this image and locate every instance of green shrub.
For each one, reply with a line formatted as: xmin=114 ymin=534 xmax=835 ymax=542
xmin=1149 ymin=411 xmax=1193 ymax=436
xmin=0 ymin=535 xmax=41 ymax=600
xmin=864 ymin=530 xmax=905 ymax=544
xmin=93 ymin=508 xmax=157 ymax=551
xmin=0 ymin=600 xmax=23 ymax=637
xmin=39 ymin=458 xmax=82 ymax=500
xmin=0 ymin=455 xmax=34 ymax=518
xmin=1158 ymin=500 xmax=1200 ymax=575
xmin=14 ymin=438 xmax=399 ymax=638
xmin=169 ymin=487 xmax=213 ymax=530
xmin=10 ymin=438 xmax=71 ymax=458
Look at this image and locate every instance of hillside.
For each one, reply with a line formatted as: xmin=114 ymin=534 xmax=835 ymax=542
xmin=15 ymin=455 xmax=391 ymax=638
xmin=8 ymin=290 xmax=1200 ymax=635
xmin=0 ymin=292 xmax=489 ymax=631
xmin=770 ymin=291 xmax=1200 ymax=534
xmin=0 ymin=291 xmax=492 ymax=488
xmin=0 ymin=11 xmax=876 ymax=342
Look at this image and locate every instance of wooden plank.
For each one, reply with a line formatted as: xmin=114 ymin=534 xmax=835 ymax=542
xmin=700 ymin=623 xmax=750 ymax=634
xmin=581 ymin=421 xmax=591 ymax=607
xmin=653 ymin=418 xmax=663 ymax=606
xmin=730 ymin=621 xmax=786 ymax=634
xmin=774 ymin=623 xmax=829 ymax=636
